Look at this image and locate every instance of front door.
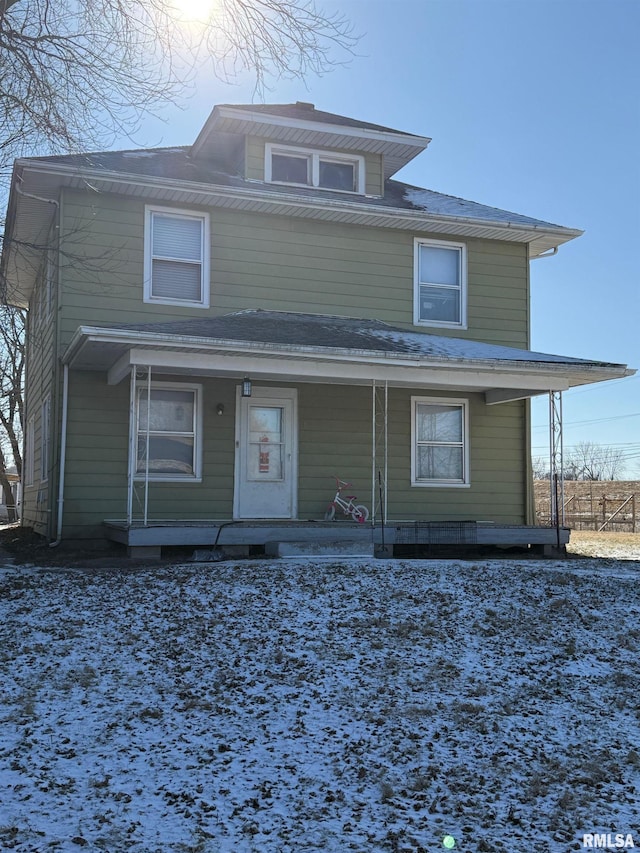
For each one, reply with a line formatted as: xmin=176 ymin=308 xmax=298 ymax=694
xmin=234 ymin=387 xmax=298 ymax=519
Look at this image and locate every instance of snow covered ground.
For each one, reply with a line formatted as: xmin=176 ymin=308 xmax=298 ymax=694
xmin=1 ymin=554 xmax=639 ymax=852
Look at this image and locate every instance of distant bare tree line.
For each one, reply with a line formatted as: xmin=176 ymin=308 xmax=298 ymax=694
xmin=532 ymin=441 xmax=628 ymax=482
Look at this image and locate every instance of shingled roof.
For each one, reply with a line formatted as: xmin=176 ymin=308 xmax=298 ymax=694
xmin=109 ymin=310 xmax=622 ymax=369
xmin=215 ymin=102 xmax=423 ymax=137
xmin=26 ymin=147 xmax=569 ymax=232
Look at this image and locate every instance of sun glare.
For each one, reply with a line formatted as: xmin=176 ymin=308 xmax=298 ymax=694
xmin=171 ymin=0 xmax=219 ymax=24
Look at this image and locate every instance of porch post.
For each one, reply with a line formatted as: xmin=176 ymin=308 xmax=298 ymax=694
xmin=126 ymin=366 xmax=136 ymax=527
xmin=144 ymin=366 xmax=152 ymax=527
xmin=372 ymin=382 xmax=376 ymax=523
xmin=371 ymin=380 xmax=389 ymax=524
xmin=548 ymin=391 xmax=564 ymax=525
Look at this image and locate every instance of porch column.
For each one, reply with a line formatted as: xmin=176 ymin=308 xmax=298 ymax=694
xmin=126 ymin=365 xmax=152 ymax=527
xmin=371 ymin=380 xmax=388 ymax=524
xmin=548 ymin=391 xmax=565 ymax=525
xmin=127 ymin=366 xmax=137 ymax=527
xmin=143 ymin=366 xmax=152 ymax=526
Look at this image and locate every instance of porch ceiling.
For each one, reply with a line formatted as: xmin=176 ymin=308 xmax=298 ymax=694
xmin=62 ymin=312 xmax=634 ymax=404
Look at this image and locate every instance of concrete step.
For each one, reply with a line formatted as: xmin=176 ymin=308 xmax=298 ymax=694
xmin=265 ymin=540 xmax=375 ymax=558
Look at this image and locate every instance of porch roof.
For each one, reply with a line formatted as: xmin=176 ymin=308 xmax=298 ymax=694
xmin=63 ymin=311 xmax=633 ymax=404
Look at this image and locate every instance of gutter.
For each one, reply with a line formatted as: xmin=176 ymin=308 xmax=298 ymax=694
xmin=16 ymin=160 xmax=584 ymax=247
xmin=62 ymin=324 xmax=633 ymax=381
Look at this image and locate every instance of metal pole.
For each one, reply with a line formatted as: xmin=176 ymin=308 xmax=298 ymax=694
xmin=127 ymin=366 xmax=136 ymax=527
xmin=384 ymin=380 xmax=388 ymax=523
xmin=549 ymin=391 xmax=564 ymax=526
xmin=371 ymin=380 xmax=376 ymax=524
xmin=144 ymin=366 xmax=152 ymax=527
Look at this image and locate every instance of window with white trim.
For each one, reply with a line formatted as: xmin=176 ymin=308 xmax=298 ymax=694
xmin=25 ymin=416 xmax=35 ymax=487
xmin=40 ymin=397 xmax=50 ymax=483
xmin=265 ymin=144 xmax=365 ymax=194
xmin=414 ymin=239 xmax=467 ymax=328
xmin=144 ymin=207 xmax=209 ymax=307
xmin=135 ymin=383 xmax=202 ymax=480
xmin=411 ymin=397 xmax=469 ymax=486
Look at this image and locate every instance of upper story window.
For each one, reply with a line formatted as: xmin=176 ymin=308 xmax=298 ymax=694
xmin=265 ymin=144 xmax=365 ymax=194
xmin=414 ymin=238 xmax=467 ymax=329
xmin=144 ymin=206 xmax=210 ymax=308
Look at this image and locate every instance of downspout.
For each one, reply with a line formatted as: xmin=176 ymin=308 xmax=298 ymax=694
xmin=15 ymin=177 xmax=60 ymax=211
xmin=531 ymin=246 xmax=558 ymax=260
xmin=49 ymin=363 xmax=68 ymax=546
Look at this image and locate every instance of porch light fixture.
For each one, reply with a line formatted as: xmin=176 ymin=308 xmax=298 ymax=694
xmin=242 ymin=376 xmax=252 ymax=398
xmin=216 ymin=403 xmax=224 ymax=416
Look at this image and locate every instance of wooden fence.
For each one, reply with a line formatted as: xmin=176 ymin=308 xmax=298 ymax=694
xmin=534 ymin=481 xmax=639 ymax=532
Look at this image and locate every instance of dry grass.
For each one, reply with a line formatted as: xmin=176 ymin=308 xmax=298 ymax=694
xmin=568 ymin=530 xmax=640 ymax=559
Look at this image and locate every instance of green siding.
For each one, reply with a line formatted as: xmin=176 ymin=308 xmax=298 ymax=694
xmin=50 ymin=184 xmax=533 ymax=539
xmin=61 ymin=375 xmax=527 ymax=538
xmin=22 ymin=251 xmax=57 ymax=537
xmin=59 ymin=190 xmax=529 ymax=350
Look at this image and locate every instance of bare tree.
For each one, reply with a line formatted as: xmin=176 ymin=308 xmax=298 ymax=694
xmin=0 ymin=306 xmax=24 ymax=520
xmin=0 ymin=0 xmax=358 ymax=164
xmin=565 ymin=441 xmax=626 ymax=481
xmin=531 ymin=456 xmax=549 ymax=480
xmin=0 ymin=0 xmax=358 ymax=505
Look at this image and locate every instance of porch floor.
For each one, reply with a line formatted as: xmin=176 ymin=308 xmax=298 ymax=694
xmin=104 ymin=519 xmax=570 ymax=553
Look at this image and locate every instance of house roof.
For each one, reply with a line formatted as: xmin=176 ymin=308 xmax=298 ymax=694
xmin=1 ymin=104 xmax=583 ymax=308
xmin=190 ymin=102 xmax=431 ymax=177
xmin=24 ymin=147 xmax=569 ymax=231
xmin=109 ymin=310 xmax=613 ymax=365
xmin=214 ymin=102 xmax=418 ymax=137
xmin=63 ymin=310 xmax=633 ymax=402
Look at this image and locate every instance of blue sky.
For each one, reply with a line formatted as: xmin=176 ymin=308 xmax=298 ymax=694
xmin=138 ymin=0 xmax=640 ymax=475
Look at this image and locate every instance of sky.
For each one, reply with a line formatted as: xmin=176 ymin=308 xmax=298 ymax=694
xmin=134 ymin=0 xmax=639 ymax=475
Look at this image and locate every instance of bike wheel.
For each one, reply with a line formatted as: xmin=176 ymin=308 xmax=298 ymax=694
xmin=351 ymin=505 xmax=369 ymax=523
xmin=324 ymin=504 xmax=336 ymax=521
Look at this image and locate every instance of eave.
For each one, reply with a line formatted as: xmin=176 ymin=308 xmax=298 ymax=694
xmin=62 ymin=324 xmax=634 ymax=404
xmin=191 ymin=105 xmax=431 ymax=178
xmin=3 ymin=160 xmax=582 ymax=307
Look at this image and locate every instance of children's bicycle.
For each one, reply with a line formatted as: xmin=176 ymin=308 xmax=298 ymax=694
xmin=324 ymin=477 xmax=370 ymax=523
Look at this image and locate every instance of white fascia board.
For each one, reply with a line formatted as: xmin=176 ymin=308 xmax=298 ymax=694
xmin=19 ymin=161 xmax=582 ymax=247
xmin=78 ymin=327 xmax=627 ymax=392
xmin=112 ymin=347 xmax=577 ymax=392
xmin=194 ymin=106 xmax=432 ymax=154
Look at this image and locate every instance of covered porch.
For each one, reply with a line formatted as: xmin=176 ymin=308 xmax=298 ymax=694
xmin=58 ymin=311 xmax=632 ymax=554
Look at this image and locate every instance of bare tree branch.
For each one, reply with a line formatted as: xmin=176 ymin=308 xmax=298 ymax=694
xmin=0 ymin=0 xmax=359 ymax=493
xmin=0 ymin=0 xmax=358 ymax=160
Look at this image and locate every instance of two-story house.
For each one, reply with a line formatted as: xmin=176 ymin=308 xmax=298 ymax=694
xmin=2 ymin=102 xmax=633 ymax=555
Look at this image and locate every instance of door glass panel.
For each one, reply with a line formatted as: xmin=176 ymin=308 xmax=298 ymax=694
xmin=248 ymin=406 xmax=284 ymax=481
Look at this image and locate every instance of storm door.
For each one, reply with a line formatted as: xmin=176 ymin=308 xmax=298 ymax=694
xmin=234 ymin=387 xmax=297 ymax=519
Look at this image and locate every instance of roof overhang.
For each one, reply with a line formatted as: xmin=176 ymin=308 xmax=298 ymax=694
xmin=3 ymin=160 xmax=582 ymax=307
xmin=191 ymin=105 xmax=431 ymax=178
xmin=63 ymin=325 xmax=634 ymax=405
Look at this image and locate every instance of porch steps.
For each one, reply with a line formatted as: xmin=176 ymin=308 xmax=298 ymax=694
xmin=265 ymin=540 xmax=375 ymax=559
